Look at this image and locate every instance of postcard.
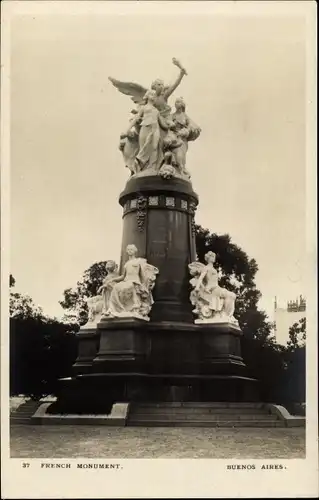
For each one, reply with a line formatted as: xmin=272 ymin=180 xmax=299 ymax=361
xmin=1 ymin=1 xmax=317 ymax=498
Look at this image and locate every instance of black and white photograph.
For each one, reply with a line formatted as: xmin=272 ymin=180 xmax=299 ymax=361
xmin=1 ymin=1 xmax=317 ymax=498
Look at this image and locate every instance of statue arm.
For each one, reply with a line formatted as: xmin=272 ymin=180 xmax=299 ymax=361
xmin=164 ymin=69 xmax=186 ymax=99
xmin=111 ymin=269 xmax=126 ymax=283
xmin=126 ymin=108 xmax=143 ymax=134
xmin=112 ymin=275 xmax=124 ymax=283
xmin=195 ymin=268 xmax=208 ymax=290
xmin=98 ymin=278 xmax=107 ymax=293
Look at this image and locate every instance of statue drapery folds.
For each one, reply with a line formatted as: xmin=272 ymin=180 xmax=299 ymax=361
xmin=188 ymin=252 xmax=239 ymax=325
xmin=83 ymin=249 xmax=159 ymax=325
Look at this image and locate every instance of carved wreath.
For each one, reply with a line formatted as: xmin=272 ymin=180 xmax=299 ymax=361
xmin=188 ymin=200 xmax=197 ymax=234
xmin=136 ymin=195 xmax=148 ymax=231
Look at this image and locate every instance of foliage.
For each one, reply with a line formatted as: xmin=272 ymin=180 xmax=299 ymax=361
xmin=10 ymin=277 xmax=78 ymax=399
xmin=279 ymin=318 xmax=306 ymax=406
xmin=10 ymin=291 xmax=44 ymax=320
xmin=59 ymin=261 xmax=108 ymax=326
xmin=287 ymin=318 xmax=306 ymax=351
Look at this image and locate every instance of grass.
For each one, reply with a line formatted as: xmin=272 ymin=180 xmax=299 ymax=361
xmin=10 ymin=425 xmax=305 ymax=459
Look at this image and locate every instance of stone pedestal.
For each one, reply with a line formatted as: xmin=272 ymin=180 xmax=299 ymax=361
xmin=55 ymin=318 xmax=258 ymax=409
xmin=72 ymin=327 xmax=100 ymax=376
xmin=52 ymin=176 xmax=259 ymax=414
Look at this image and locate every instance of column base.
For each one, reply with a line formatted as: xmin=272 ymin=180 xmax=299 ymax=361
xmin=51 ymin=319 xmax=259 ymax=413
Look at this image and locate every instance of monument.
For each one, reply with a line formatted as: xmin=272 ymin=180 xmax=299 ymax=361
xmin=53 ymin=58 xmax=258 ymax=414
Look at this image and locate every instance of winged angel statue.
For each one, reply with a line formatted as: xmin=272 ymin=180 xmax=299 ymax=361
xmin=188 ymin=252 xmax=239 ymax=325
xmin=109 ymin=58 xmax=201 ymax=180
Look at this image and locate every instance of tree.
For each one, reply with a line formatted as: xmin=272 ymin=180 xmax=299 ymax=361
xmin=278 ymin=318 xmax=306 ymax=407
xmin=10 ymin=291 xmax=44 ymax=320
xmin=59 ymin=261 xmax=108 ymax=326
xmin=287 ymin=317 xmax=306 ymax=351
xmin=10 ymin=276 xmax=78 ymax=399
xmin=9 ymin=273 xmax=43 ymax=319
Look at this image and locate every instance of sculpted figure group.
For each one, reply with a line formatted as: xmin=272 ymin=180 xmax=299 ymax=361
xmin=85 ymin=245 xmax=159 ymax=324
xmin=85 ymin=247 xmax=238 ymax=327
xmin=110 ymin=58 xmax=201 ymax=180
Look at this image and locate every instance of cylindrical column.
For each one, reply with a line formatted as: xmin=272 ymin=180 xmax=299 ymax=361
xmin=119 ymin=176 xmax=198 ymax=323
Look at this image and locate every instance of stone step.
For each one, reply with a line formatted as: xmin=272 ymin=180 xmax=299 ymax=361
xmin=129 ymin=419 xmax=285 ymax=428
xmin=14 ymin=408 xmax=39 ymax=414
xmin=135 ymin=402 xmax=264 ymax=409
xmin=129 ymin=413 xmax=278 ymax=421
xmin=10 ymin=417 xmax=33 ymax=424
xmin=13 ymin=411 xmax=39 ymax=417
xmin=131 ymin=407 xmax=268 ymax=415
xmin=14 ymin=402 xmax=41 ymax=411
xmin=11 ymin=415 xmax=32 ymax=419
xmin=126 ymin=402 xmax=282 ymax=428
xmin=10 ymin=401 xmax=43 ymax=424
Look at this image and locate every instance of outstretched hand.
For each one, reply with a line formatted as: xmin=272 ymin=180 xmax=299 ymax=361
xmin=172 ymin=57 xmax=188 ymax=76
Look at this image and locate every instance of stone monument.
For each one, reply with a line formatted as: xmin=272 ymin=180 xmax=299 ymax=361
xmin=53 ymin=58 xmax=258 ymax=413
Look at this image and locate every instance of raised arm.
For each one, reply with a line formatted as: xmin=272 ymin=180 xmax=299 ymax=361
xmin=164 ymin=68 xmax=187 ymax=99
xmin=195 ymin=268 xmax=208 ymax=290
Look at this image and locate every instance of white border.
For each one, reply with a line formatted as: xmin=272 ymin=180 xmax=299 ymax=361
xmin=1 ymin=1 xmax=318 ymax=498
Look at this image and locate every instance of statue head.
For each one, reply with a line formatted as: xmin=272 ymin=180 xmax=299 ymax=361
xmin=204 ymin=251 xmax=216 ymax=264
xmin=175 ymin=97 xmax=186 ymax=111
xmin=126 ymin=244 xmax=138 ymax=257
xmin=105 ymin=260 xmax=118 ymax=273
xmin=144 ymin=89 xmax=157 ymax=104
xmin=151 ymin=78 xmax=165 ymax=96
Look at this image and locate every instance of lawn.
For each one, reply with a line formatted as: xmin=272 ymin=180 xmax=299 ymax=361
xmin=10 ymin=425 xmax=305 ymax=459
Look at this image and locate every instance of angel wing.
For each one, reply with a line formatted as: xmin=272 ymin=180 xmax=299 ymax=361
xmin=188 ymin=261 xmax=206 ymax=277
xmin=108 ymin=77 xmax=148 ymax=105
xmin=188 ymin=261 xmax=206 ymax=290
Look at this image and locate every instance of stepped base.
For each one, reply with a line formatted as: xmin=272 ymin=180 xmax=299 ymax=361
xmin=127 ymin=402 xmax=285 ymax=428
xmin=34 ymin=401 xmax=304 ymax=428
xmin=10 ymin=400 xmax=43 ymax=425
xmin=51 ymin=372 xmax=259 ymax=415
xmin=55 ymin=319 xmax=259 ymax=414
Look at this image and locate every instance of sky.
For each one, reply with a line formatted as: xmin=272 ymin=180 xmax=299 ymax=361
xmin=10 ymin=5 xmax=307 ymax=321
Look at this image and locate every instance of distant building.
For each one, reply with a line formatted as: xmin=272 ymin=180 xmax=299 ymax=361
xmin=274 ymin=295 xmax=306 ymax=345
